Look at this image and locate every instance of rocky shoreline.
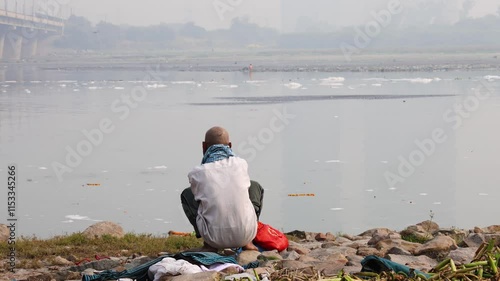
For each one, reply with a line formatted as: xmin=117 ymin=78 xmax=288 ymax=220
xmin=1 ymin=220 xmax=500 ymax=281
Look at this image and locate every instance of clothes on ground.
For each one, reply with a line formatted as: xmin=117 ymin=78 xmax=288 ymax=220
xmin=201 ymin=144 xmax=235 ymax=164
xmin=361 ymin=255 xmax=431 ymax=278
xmin=148 ymin=256 xmax=244 ymax=281
xmin=148 ymin=252 xmax=245 ymax=281
xmin=188 ymin=156 xmax=258 ymax=249
xmin=174 ymin=251 xmax=238 ymax=266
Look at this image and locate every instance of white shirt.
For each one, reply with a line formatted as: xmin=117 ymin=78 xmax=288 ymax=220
xmin=188 ymin=157 xmax=257 ymax=249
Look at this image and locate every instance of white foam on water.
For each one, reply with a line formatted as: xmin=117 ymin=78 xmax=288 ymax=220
xmin=371 ymin=84 xmax=382 ymax=87
xmin=245 ymin=80 xmax=266 ymax=84
xmin=73 ymin=89 xmax=80 ymax=92
xmin=364 ymin=78 xmax=390 ymax=82
xmin=330 ymin=207 xmax=344 ymax=211
xmin=478 ymin=193 xmax=488 ymax=196
xmin=30 ymin=80 xmax=42 ymax=83
xmin=334 ymin=116 xmax=339 ymax=118
xmin=5 ymin=81 xmax=17 ymax=83
xmin=114 ymin=87 xmax=125 ymax=90
xmin=433 ymin=202 xmax=442 ymax=205
xmin=394 ymin=78 xmax=434 ymax=84
xmin=146 ymin=84 xmax=167 ymax=88
xmin=365 ymin=189 xmax=374 ymax=192
xmin=154 ymin=165 xmax=168 ymax=169
xmin=1 ymin=90 xmax=6 ymax=93
xmin=219 ymin=84 xmax=239 ymax=88
xmin=484 ymin=75 xmax=500 ymax=81
xmin=283 ymin=82 xmax=302 ymax=89
xmin=171 ymin=81 xmax=196 ymax=85
xmin=321 ymin=77 xmax=345 ymax=82
xmin=380 ymin=160 xmax=388 ymax=164
xmin=61 ymin=220 xmax=74 ymax=223
xmin=65 ymin=215 xmax=91 ymax=220
xmin=154 ymin=218 xmax=163 ymax=221
xmin=38 ymin=167 xmax=47 ymax=170
xmin=146 ymin=189 xmax=155 ymax=191
xmin=388 ymin=187 xmax=397 ymax=190
xmin=60 ymin=84 xmax=66 ymax=88
xmin=88 ymin=86 xmax=102 ymax=90
xmin=419 ymin=193 xmax=428 ymax=196
xmin=58 ymin=80 xmax=77 ymax=83
xmin=325 ymin=160 xmax=342 ymax=163
xmin=320 ymin=77 xmax=345 ymax=86
xmin=25 ymin=89 xmax=31 ymax=93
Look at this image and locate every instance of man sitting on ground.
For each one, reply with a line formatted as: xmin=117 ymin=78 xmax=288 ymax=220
xmin=180 ymin=126 xmax=264 ymax=252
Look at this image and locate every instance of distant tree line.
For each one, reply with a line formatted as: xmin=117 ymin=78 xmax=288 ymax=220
xmin=54 ymin=13 xmax=500 ymax=51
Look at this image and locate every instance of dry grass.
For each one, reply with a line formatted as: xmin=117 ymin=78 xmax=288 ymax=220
xmin=0 ymin=232 xmax=203 ymax=262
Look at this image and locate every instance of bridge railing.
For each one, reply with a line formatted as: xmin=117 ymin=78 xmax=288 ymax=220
xmin=0 ymin=8 xmax=64 ymax=28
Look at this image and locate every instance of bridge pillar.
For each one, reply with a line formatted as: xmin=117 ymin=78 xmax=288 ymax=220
xmin=21 ymin=37 xmax=38 ymax=59
xmin=3 ymin=29 xmax=23 ymax=61
xmin=0 ymin=32 xmax=5 ymax=59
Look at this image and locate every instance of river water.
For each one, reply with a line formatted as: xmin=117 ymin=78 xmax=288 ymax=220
xmin=1 ymin=63 xmax=499 ymax=238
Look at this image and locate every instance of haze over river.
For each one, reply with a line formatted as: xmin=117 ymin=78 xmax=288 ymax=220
xmin=1 ymin=60 xmax=499 ymax=238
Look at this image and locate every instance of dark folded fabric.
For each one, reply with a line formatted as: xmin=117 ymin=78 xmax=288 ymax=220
xmin=174 ymin=251 xmax=238 ymax=266
xmin=361 ymin=255 xmax=430 ymax=278
xmin=81 ymin=254 xmax=172 ymax=281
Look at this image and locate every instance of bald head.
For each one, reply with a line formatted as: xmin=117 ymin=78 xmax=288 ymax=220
xmin=203 ymin=126 xmax=231 ymax=153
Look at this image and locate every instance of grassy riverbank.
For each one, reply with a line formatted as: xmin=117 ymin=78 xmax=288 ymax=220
xmin=0 ymin=233 xmax=201 ymax=268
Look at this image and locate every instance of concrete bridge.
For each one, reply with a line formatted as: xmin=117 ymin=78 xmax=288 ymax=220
xmin=0 ymin=9 xmax=64 ymax=61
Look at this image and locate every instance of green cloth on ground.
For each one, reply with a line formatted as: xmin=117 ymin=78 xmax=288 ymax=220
xmin=174 ymin=251 xmax=238 ymax=266
xmin=361 ymin=255 xmax=431 ymax=278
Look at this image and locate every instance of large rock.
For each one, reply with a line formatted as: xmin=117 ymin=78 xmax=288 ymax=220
xmin=237 ymin=250 xmax=261 ymax=265
xmin=315 ymin=261 xmax=347 ymax=276
xmin=482 ymin=225 xmax=500 ymax=233
xmin=168 ymin=271 xmax=222 ymax=281
xmin=375 ymin=239 xmax=420 ymax=255
xmin=358 ymin=228 xmax=393 ymax=238
xmin=0 ymin=224 xmax=9 ymax=242
xmin=463 ymin=233 xmax=486 ymax=248
xmin=400 ymin=221 xmax=437 ymax=242
xmin=83 ymin=221 xmax=124 ymax=239
xmin=485 ymin=234 xmax=500 ymax=246
xmin=387 ymin=254 xmax=437 ymax=272
xmin=308 ymin=247 xmax=356 ymax=261
xmin=449 ymin=247 xmax=478 ymax=264
xmin=415 ymin=235 xmax=458 ymax=259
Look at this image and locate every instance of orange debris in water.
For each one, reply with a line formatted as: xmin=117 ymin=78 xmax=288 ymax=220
xmin=287 ymin=193 xmax=315 ymax=197
xmin=87 ymin=183 xmax=101 ymax=186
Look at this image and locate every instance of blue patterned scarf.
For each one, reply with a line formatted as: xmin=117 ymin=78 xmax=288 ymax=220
xmin=201 ymin=144 xmax=235 ymax=164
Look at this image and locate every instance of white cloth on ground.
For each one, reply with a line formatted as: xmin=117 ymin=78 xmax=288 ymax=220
xmin=148 ymin=257 xmax=202 ymax=281
xmin=148 ymin=257 xmax=245 ymax=281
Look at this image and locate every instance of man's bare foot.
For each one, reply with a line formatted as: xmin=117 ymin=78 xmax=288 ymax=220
xmin=201 ymin=242 xmax=218 ymax=252
xmin=242 ymin=242 xmax=259 ymax=251
xmin=183 ymin=241 xmax=218 ymax=253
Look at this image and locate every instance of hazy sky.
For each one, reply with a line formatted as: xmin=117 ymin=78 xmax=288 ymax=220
xmin=65 ymin=0 xmax=500 ymax=32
